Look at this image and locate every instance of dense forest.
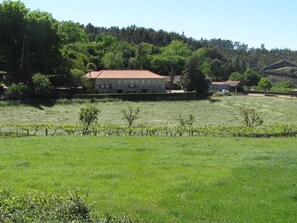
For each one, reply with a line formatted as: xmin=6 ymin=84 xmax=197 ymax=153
xmin=1 ymin=0 xmax=297 ymax=97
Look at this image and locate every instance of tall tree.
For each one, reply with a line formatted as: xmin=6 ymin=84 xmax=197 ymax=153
xmin=26 ymin=10 xmax=62 ymax=74
xmin=0 ymin=0 xmax=28 ymax=81
xmin=181 ymin=55 xmax=209 ymax=96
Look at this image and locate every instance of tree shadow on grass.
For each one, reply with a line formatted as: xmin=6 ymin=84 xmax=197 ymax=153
xmin=22 ymin=99 xmax=57 ymax=110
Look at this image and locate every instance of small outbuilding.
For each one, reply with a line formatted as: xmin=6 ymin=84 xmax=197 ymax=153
xmin=209 ymin=81 xmax=242 ymax=93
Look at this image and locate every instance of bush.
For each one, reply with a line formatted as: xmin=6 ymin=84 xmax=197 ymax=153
xmin=0 ymin=189 xmax=93 ymax=222
xmin=79 ymin=105 xmax=100 ymax=135
xmin=258 ymin=77 xmax=272 ymax=92
xmin=32 ymin=73 xmax=51 ymax=98
xmin=240 ymin=107 xmax=263 ymax=127
xmin=5 ymin=82 xmax=30 ymax=100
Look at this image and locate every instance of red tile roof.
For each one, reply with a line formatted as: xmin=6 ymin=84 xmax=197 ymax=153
xmin=86 ymin=70 xmax=165 ymax=79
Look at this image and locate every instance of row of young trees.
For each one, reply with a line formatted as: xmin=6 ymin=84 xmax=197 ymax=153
xmin=1 ymin=0 xmax=297 ymax=97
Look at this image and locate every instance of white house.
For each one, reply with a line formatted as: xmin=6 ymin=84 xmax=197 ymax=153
xmin=86 ymin=70 xmax=166 ymax=93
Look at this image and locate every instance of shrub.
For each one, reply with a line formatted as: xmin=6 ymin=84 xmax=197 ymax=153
xmin=5 ymin=82 xmax=30 ymax=100
xmin=178 ymin=114 xmax=194 ymax=127
xmin=240 ymin=107 xmax=263 ymax=127
xmin=79 ymin=105 xmax=100 ymax=135
xmin=0 ymin=189 xmax=93 ymax=222
xmin=258 ymin=77 xmax=272 ymax=92
xmin=121 ymin=106 xmax=140 ymax=128
xmin=32 ymin=73 xmax=51 ymax=98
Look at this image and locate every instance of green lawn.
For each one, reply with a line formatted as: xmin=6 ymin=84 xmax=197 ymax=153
xmin=1 ymin=136 xmax=297 ymax=222
xmin=0 ymin=95 xmax=297 ymax=126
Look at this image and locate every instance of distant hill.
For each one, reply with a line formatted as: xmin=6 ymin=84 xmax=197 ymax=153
xmin=262 ymin=60 xmax=297 ymax=83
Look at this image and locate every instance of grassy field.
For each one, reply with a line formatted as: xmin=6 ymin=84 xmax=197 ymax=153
xmin=0 ymin=95 xmax=297 ymax=126
xmin=1 ymin=136 xmax=297 ymax=222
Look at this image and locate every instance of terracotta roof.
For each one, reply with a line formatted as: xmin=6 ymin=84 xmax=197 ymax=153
xmin=225 ymin=81 xmax=241 ymax=87
xmin=86 ymin=70 xmax=165 ymax=79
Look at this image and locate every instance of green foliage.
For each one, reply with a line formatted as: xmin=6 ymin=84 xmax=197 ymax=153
xmin=58 ymin=20 xmax=88 ymax=44
xmin=101 ymin=50 xmax=125 ymax=69
xmin=5 ymin=82 xmax=29 ymax=100
xmin=181 ymin=55 xmax=209 ymax=96
xmin=79 ymin=105 xmax=100 ymax=135
xmin=67 ymin=68 xmax=85 ymax=88
xmin=0 ymin=189 xmax=93 ymax=222
xmin=243 ymin=68 xmax=261 ymax=86
xmin=25 ymin=10 xmax=62 ymax=74
xmin=240 ymin=107 xmax=263 ymax=127
xmin=32 ymin=73 xmax=51 ymax=98
xmin=87 ymin=62 xmax=97 ymax=71
xmin=258 ymin=77 xmax=272 ymax=91
xmin=229 ymin=69 xmax=261 ymax=87
xmin=271 ymin=80 xmax=296 ymax=92
xmin=0 ymin=1 xmax=28 ymax=82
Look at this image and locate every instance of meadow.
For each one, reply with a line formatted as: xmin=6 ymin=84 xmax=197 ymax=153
xmin=0 ymin=136 xmax=297 ymax=222
xmin=1 ymin=95 xmax=297 ymax=222
xmin=0 ymin=95 xmax=297 ymax=126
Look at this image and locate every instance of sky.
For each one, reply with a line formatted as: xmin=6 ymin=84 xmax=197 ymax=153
xmin=3 ymin=0 xmax=297 ymax=50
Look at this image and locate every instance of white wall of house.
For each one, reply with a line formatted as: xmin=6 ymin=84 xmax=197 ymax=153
xmin=94 ymin=78 xmax=166 ymax=93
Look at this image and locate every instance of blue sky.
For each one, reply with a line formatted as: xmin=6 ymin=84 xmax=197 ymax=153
xmin=4 ymin=0 xmax=297 ymax=50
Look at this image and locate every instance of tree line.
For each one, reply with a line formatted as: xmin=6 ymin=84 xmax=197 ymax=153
xmin=1 ymin=0 xmax=297 ymax=98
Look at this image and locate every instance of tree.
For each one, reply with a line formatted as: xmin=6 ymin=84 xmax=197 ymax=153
xmin=243 ymin=68 xmax=261 ymax=87
xmin=101 ymin=51 xmax=125 ymax=69
xmin=32 ymin=73 xmax=51 ymax=98
xmin=66 ymin=69 xmax=85 ymax=88
xmin=229 ymin=71 xmax=245 ymax=82
xmin=258 ymin=77 xmax=272 ymax=92
xmin=58 ymin=21 xmax=88 ymax=44
xmin=121 ymin=106 xmax=141 ymax=135
xmin=0 ymin=0 xmax=28 ymax=80
xmin=181 ymin=55 xmax=209 ymax=96
xmin=79 ymin=105 xmax=100 ymax=135
xmin=25 ymin=10 xmax=62 ymax=74
xmin=193 ymin=47 xmax=230 ymax=81
xmin=151 ymin=40 xmax=191 ymax=75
